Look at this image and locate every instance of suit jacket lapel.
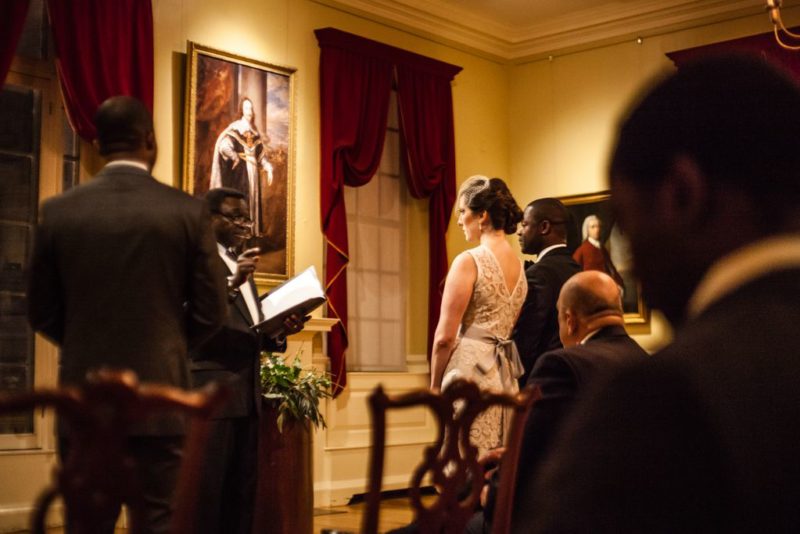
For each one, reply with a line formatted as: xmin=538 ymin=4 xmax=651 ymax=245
xmin=247 ymin=277 xmax=264 ymax=323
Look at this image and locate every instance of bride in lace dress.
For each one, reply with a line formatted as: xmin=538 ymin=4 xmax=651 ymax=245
xmin=430 ymin=176 xmax=526 ymax=456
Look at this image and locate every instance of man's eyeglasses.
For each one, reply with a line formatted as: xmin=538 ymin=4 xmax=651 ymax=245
xmin=212 ymin=211 xmax=254 ymax=227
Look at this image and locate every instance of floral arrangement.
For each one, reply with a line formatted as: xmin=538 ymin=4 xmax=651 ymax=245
xmin=260 ymin=352 xmax=332 ymax=433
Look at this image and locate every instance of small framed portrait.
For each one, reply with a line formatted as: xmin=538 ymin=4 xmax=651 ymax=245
xmin=183 ymin=42 xmax=296 ymax=284
xmin=559 ymin=191 xmax=648 ymax=325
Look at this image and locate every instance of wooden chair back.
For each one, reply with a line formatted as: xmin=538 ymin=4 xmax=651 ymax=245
xmin=362 ymin=379 xmax=540 ymax=534
xmin=0 ymin=369 xmax=229 ymax=534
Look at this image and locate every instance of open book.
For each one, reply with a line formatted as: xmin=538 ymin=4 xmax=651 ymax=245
xmin=253 ymin=266 xmax=326 ymax=336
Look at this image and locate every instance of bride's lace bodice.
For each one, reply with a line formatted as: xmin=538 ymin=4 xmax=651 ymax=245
xmin=460 ymin=245 xmax=527 ymax=338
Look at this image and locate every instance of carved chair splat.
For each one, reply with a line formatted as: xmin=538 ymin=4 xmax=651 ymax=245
xmin=362 ymin=379 xmax=540 ymax=534
xmin=0 ymin=369 xmax=229 ymax=534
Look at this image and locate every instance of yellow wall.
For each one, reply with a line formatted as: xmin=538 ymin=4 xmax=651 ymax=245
xmin=147 ymin=0 xmax=800 ymax=375
xmin=504 ymin=8 xmax=800 ymax=351
xmin=150 ymin=0 xmax=511 ymax=356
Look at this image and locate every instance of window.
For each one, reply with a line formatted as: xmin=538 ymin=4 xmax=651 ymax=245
xmin=0 ymin=85 xmax=40 ymax=434
xmin=345 ymin=93 xmax=408 ymax=372
xmin=0 ymin=0 xmax=68 ymax=448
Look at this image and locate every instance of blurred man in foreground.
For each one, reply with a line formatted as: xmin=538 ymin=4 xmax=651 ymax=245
xmin=522 ymin=55 xmax=800 ymax=533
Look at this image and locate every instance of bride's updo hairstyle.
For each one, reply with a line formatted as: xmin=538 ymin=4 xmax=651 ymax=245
xmin=458 ymin=175 xmax=523 ymax=235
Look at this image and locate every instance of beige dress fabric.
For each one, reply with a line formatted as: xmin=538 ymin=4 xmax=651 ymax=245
xmin=441 ymin=244 xmax=527 ymax=457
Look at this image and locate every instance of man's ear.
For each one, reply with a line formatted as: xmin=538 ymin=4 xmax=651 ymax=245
xmin=659 ymin=155 xmax=710 ymax=230
xmin=144 ymin=130 xmax=157 ymax=151
xmin=565 ymin=309 xmax=578 ymax=336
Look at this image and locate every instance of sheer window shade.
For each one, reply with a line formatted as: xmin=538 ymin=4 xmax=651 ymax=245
xmin=345 ymin=94 xmax=407 ymax=371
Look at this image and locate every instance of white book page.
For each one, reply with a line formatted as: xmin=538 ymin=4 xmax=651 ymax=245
xmin=260 ymin=266 xmax=324 ymax=320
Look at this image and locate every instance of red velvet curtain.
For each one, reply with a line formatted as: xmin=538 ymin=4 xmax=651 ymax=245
xmin=396 ymin=64 xmax=458 ymax=356
xmin=0 ymin=0 xmax=31 ymax=85
xmin=667 ymin=27 xmax=800 ymax=82
xmin=318 ymin=38 xmax=394 ymax=395
xmin=47 ymin=0 xmax=154 ymax=141
xmin=316 ymin=28 xmax=461 ymax=396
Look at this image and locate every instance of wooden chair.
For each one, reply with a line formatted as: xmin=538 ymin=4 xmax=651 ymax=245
xmin=362 ymin=379 xmax=540 ymax=534
xmin=0 ymin=368 xmax=229 ymax=534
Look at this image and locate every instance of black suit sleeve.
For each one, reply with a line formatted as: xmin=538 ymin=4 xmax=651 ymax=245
xmin=484 ymin=352 xmax=578 ymax=523
xmin=185 ymin=203 xmax=227 ymax=350
xmin=515 ymin=353 xmax=579 ymax=504
xmin=27 ymin=203 xmax=64 ymax=344
xmin=521 ymin=352 xmax=580 ymax=464
xmin=262 ymin=335 xmax=287 ymax=353
xmin=513 ymin=265 xmax=559 ymax=372
xmin=520 ymin=360 xmax=732 ymax=534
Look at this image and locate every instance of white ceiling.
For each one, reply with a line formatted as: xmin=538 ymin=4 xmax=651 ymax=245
xmin=439 ymin=0 xmax=640 ymax=29
xmin=313 ymin=0 xmax=772 ymax=62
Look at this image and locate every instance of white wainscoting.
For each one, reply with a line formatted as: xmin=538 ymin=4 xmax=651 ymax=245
xmin=0 ymin=450 xmax=60 ymax=532
xmin=313 ymin=364 xmax=436 ymax=506
xmin=290 ymin=325 xmax=435 ymax=507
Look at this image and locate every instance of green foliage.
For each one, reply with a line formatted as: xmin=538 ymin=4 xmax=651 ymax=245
xmin=260 ymin=352 xmax=332 ymax=433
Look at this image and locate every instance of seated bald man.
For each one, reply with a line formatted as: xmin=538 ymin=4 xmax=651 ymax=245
xmin=469 ymin=271 xmax=647 ymax=534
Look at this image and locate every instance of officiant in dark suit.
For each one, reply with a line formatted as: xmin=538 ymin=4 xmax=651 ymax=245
xmin=191 ymin=187 xmax=306 ymax=534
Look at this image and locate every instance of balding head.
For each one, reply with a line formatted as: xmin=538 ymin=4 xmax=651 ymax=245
xmin=93 ymin=96 xmax=157 ymax=167
xmin=557 ymin=271 xmax=624 ymax=347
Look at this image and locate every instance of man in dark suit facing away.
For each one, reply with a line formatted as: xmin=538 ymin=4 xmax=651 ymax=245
xmin=191 ymin=187 xmax=306 ymax=534
xmin=513 ymin=197 xmax=582 ymax=385
xmin=467 ymin=270 xmax=646 ymax=534
xmin=27 ymin=96 xmax=227 ymax=533
xmin=522 ymin=55 xmax=800 ymax=533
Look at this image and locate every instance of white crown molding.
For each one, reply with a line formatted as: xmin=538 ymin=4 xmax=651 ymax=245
xmin=510 ymin=0 xmax=765 ymax=60
xmin=312 ymin=0 xmax=514 ymax=60
xmin=312 ymin=0 xmax=769 ymax=63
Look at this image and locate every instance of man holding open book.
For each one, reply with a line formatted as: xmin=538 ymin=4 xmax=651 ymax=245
xmin=190 ymin=187 xmax=307 ymax=534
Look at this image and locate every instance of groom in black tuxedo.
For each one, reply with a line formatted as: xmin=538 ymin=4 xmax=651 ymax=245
xmin=513 ymin=197 xmax=582 ymax=385
xmin=191 ymin=187 xmax=305 ymax=534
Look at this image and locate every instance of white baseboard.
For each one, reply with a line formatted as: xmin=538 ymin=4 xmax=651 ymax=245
xmin=0 ymin=502 xmax=62 ymax=533
xmin=314 ymin=474 xmax=428 ymax=508
xmin=313 ymin=472 xmax=418 ymax=507
xmin=0 ymin=503 xmax=131 ymax=533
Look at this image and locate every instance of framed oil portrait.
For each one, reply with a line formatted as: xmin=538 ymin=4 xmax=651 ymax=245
xmin=559 ymin=191 xmax=649 ymax=325
xmin=183 ymin=42 xmax=296 ymax=284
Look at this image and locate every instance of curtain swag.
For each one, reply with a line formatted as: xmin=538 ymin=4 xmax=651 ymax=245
xmin=2 ymin=0 xmax=154 ymax=141
xmin=315 ymin=27 xmax=461 ymax=396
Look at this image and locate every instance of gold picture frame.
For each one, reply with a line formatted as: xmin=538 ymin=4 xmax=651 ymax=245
xmin=183 ymin=41 xmax=296 ymax=284
xmin=559 ymin=191 xmax=649 ymax=325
